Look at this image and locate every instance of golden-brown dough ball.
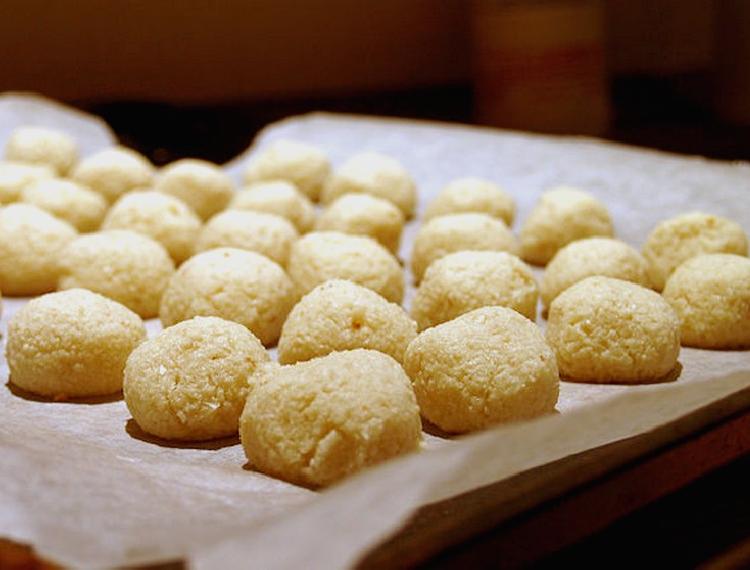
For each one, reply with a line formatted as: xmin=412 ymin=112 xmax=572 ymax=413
xmin=231 ymin=180 xmax=315 ymax=232
xmin=155 ymin=158 xmax=234 ymax=220
xmin=71 ymin=146 xmax=154 ymax=204
xmin=5 ymin=126 xmax=78 ymax=175
xmin=424 ymin=177 xmax=515 ymax=225
xmin=21 ymin=178 xmax=108 ymax=232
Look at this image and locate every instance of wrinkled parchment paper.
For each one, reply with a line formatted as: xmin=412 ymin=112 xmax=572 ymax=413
xmin=0 ymin=96 xmax=748 ymax=569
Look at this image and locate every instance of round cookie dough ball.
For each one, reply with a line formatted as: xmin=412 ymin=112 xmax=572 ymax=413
xmin=642 ymin=212 xmax=748 ymax=291
xmin=155 ymin=158 xmax=234 ymax=221
xmin=278 ymin=279 xmax=417 ymax=365
xmin=315 ymin=193 xmax=404 ymax=254
xmin=0 ymin=204 xmax=77 ymax=295
xmin=322 ymin=152 xmax=417 ymax=218
xmin=0 ymin=161 xmax=54 ymax=204
xmin=404 ymin=307 xmax=559 ymax=434
xmin=541 ymin=238 xmax=651 ymax=310
xmin=547 ymin=276 xmax=680 ymax=383
xmin=243 ymin=140 xmax=331 ymax=201
xmin=159 ymin=248 xmax=297 ymax=346
xmin=102 ymin=191 xmax=202 ymax=264
xmin=241 ymin=349 xmax=421 ymax=487
xmin=424 ymin=177 xmax=515 ymax=225
xmin=412 ymin=251 xmax=538 ymax=331
xmin=288 ymin=231 xmax=404 ymax=303
xmin=58 ymin=230 xmax=175 ymax=318
xmin=71 ymin=146 xmax=154 ymax=204
xmin=410 ymin=213 xmax=517 ymax=282
xmin=7 ymin=289 xmax=146 ymax=398
xmin=5 ymin=126 xmax=78 ymax=175
xmin=663 ymin=254 xmax=750 ymax=349
xmin=194 ymin=210 xmax=299 ymax=267
xmin=21 ymin=178 xmax=108 ymax=232
xmin=231 ymin=180 xmax=315 ymax=232
xmin=520 ymin=187 xmax=614 ymax=266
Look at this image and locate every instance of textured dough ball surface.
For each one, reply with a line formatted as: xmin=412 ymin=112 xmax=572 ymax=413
xmin=0 ymin=161 xmax=54 ymax=204
xmin=21 ymin=178 xmax=108 ymax=232
xmin=7 ymin=289 xmax=146 ymax=398
xmin=547 ymin=276 xmax=680 ymax=383
xmin=58 ymin=230 xmax=175 ymax=318
xmin=71 ymin=146 xmax=154 ymax=203
xmin=424 ymin=177 xmax=515 ymax=225
xmin=124 ymin=316 xmax=269 ymax=441
xmin=404 ymin=307 xmax=559 ymax=434
xmin=663 ymin=254 xmax=750 ymax=349
xmin=155 ymin=158 xmax=233 ymax=220
xmin=240 ymin=349 xmax=422 ymax=487
xmin=5 ymin=126 xmax=78 ymax=175
xmin=231 ymin=180 xmax=315 ymax=232
xmin=520 ymin=187 xmax=614 ymax=266
xmin=159 ymin=248 xmax=297 ymax=346
xmin=278 ymin=279 xmax=417 ymax=365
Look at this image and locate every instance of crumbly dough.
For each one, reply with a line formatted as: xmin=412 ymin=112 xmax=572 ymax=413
xmin=71 ymin=146 xmax=154 ymax=203
xmin=278 ymin=279 xmax=417 ymax=365
xmin=424 ymin=177 xmax=516 ymax=225
xmin=0 ymin=203 xmax=77 ymax=295
xmin=642 ymin=212 xmax=748 ymax=291
xmin=4 ymin=126 xmax=78 ymax=175
xmin=124 ymin=316 xmax=269 ymax=441
xmin=6 ymin=289 xmax=146 ymax=398
xmin=58 ymin=230 xmax=175 ymax=318
xmin=240 ymin=349 xmax=422 ymax=487
xmin=546 ymin=276 xmax=680 ymax=383
xmin=231 ymin=180 xmax=315 ymax=232
xmin=404 ymin=307 xmax=559 ymax=434
xmin=287 ymin=231 xmax=404 ymax=303
xmin=159 ymin=248 xmax=297 ymax=346
xmin=0 ymin=161 xmax=54 ymax=204
xmin=21 ymin=178 xmax=108 ymax=232
xmin=662 ymin=254 xmax=750 ymax=349
xmin=411 ymin=251 xmax=538 ymax=331
xmin=520 ymin=187 xmax=614 ymax=266
xmin=155 ymin=158 xmax=234 ymax=221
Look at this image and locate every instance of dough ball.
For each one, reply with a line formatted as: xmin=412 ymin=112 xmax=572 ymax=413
xmin=71 ymin=146 xmax=154 ymax=204
xmin=243 ymin=140 xmax=330 ymax=201
xmin=520 ymin=186 xmax=614 ymax=266
xmin=155 ymin=158 xmax=234 ymax=221
xmin=124 ymin=316 xmax=269 ymax=441
xmin=0 ymin=161 xmax=54 ymax=204
xmin=541 ymin=238 xmax=650 ymax=310
xmin=424 ymin=177 xmax=515 ymax=225
xmin=102 ymin=191 xmax=202 ymax=264
xmin=546 ymin=276 xmax=680 ymax=383
xmin=404 ymin=307 xmax=559 ymax=434
xmin=4 ymin=126 xmax=78 ymax=175
xmin=159 ymin=248 xmax=297 ymax=346
xmin=412 ymin=251 xmax=538 ymax=331
xmin=58 ymin=230 xmax=175 ymax=318
xmin=663 ymin=254 xmax=750 ymax=349
xmin=288 ymin=231 xmax=404 ymax=303
xmin=0 ymin=203 xmax=77 ymax=295
xmin=240 ymin=349 xmax=421 ymax=487
xmin=322 ymin=152 xmax=417 ymax=218
xmin=642 ymin=212 xmax=748 ymax=291
xmin=315 ymin=193 xmax=404 ymax=254
xmin=278 ymin=279 xmax=417 ymax=365
xmin=231 ymin=180 xmax=315 ymax=232
xmin=194 ymin=210 xmax=299 ymax=267
xmin=21 ymin=178 xmax=108 ymax=232
xmin=410 ymin=213 xmax=517 ymax=282
xmin=7 ymin=289 xmax=146 ymax=398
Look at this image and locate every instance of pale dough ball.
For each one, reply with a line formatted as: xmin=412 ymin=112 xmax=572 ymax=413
xmin=102 ymin=191 xmax=202 ymax=264
xmin=7 ymin=289 xmax=146 ymax=398
xmin=642 ymin=212 xmax=748 ymax=291
xmin=322 ymin=152 xmax=417 ymax=218
xmin=0 ymin=204 xmax=77 ymax=295
xmin=5 ymin=126 xmax=78 ymax=175
xmin=71 ymin=146 xmax=154 ymax=204
xmin=315 ymin=193 xmax=404 ymax=253
xmin=155 ymin=158 xmax=234 ymax=221
xmin=410 ymin=213 xmax=517 ymax=282
xmin=231 ymin=180 xmax=315 ymax=232
xmin=0 ymin=161 xmax=54 ymax=204
xmin=159 ymin=248 xmax=297 ymax=346
xmin=424 ymin=177 xmax=515 ymax=225
xmin=243 ymin=140 xmax=331 ymax=201
xmin=194 ymin=210 xmax=299 ymax=267
xmin=663 ymin=254 xmax=750 ymax=349
xmin=412 ymin=251 xmax=538 ymax=331
xmin=404 ymin=306 xmax=559 ymax=434
xmin=21 ymin=178 xmax=108 ymax=232
xmin=241 ymin=349 xmax=421 ymax=487
xmin=520 ymin=186 xmax=614 ymax=266
xmin=124 ymin=316 xmax=269 ymax=441
xmin=58 ymin=230 xmax=175 ymax=318
xmin=288 ymin=231 xmax=404 ymax=303
xmin=541 ymin=238 xmax=650 ymax=310
xmin=547 ymin=276 xmax=680 ymax=383
xmin=278 ymin=279 xmax=417 ymax=365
